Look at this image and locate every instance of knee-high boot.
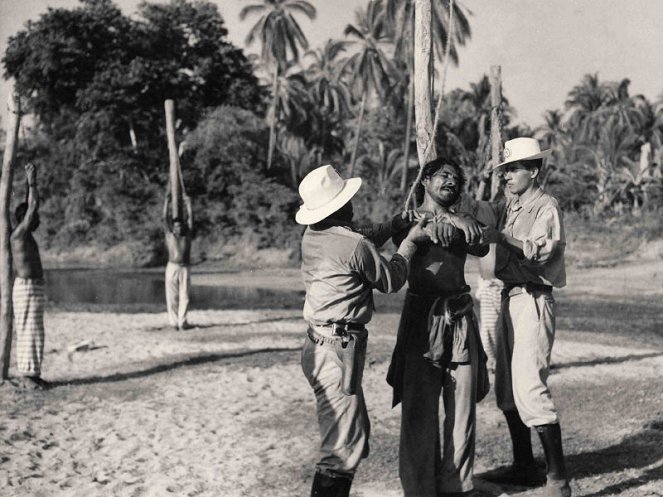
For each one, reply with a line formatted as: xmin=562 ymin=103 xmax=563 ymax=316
xmin=504 ymin=409 xmax=535 ymax=467
xmin=481 ymin=410 xmax=544 ymax=486
xmin=536 ymin=424 xmax=571 ymax=497
xmin=310 ymin=471 xmax=353 ymax=497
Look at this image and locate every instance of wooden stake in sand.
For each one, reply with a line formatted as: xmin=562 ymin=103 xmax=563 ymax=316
xmin=164 ymin=99 xmax=183 ymax=220
xmin=0 ymin=86 xmax=20 ymax=379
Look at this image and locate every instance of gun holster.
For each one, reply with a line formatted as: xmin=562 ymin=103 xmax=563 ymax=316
xmin=337 ymin=331 xmax=366 ymax=396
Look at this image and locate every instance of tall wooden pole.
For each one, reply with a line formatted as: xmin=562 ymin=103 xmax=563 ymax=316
xmin=403 ymin=0 xmax=436 ymax=209
xmin=0 ymin=86 xmax=20 ymax=379
xmin=164 ymin=99 xmax=181 ymax=219
xmin=413 ymin=0 xmax=436 ymax=167
xmin=489 ymin=65 xmax=503 ymax=201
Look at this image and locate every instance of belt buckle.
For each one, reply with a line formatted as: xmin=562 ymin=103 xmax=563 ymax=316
xmin=332 ymin=323 xmax=352 ymax=347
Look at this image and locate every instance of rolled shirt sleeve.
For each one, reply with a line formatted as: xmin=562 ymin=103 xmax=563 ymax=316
xmin=350 ymin=238 xmax=413 ymax=294
xmin=521 ymin=205 xmax=565 ymax=265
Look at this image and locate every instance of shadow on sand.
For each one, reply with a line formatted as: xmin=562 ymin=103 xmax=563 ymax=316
xmin=475 ymin=415 xmax=663 ymax=496
xmin=48 ymin=346 xmax=302 ymax=388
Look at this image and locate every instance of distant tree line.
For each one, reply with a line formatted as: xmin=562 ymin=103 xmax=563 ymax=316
xmin=3 ymin=0 xmax=662 ymax=265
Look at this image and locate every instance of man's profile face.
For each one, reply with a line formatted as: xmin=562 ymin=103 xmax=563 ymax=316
xmin=503 ymin=161 xmax=538 ymax=195
xmin=423 ymin=164 xmax=461 ymax=207
xmin=173 ymin=221 xmax=184 ymax=236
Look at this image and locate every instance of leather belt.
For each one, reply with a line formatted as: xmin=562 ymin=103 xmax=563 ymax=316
xmin=307 ymin=326 xmax=367 ymax=348
xmin=504 ymin=282 xmax=553 ymax=298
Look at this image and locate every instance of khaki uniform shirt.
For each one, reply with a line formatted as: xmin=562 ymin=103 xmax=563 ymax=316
xmin=301 ymin=222 xmax=416 ymax=325
xmin=494 ymin=188 xmax=566 ymax=288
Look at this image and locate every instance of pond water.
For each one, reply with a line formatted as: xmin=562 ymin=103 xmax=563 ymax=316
xmin=43 ymin=269 xmax=305 ymax=310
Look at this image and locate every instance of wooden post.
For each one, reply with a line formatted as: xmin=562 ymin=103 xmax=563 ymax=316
xmin=403 ymin=0 xmax=436 ymax=208
xmin=413 ymin=0 xmax=436 ymax=167
xmin=164 ymin=99 xmax=181 ymax=219
xmin=489 ymin=65 xmax=503 ymax=201
xmin=0 ymin=86 xmax=20 ymax=379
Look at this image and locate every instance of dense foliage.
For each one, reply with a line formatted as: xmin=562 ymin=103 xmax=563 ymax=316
xmin=2 ymin=0 xmax=662 ymax=266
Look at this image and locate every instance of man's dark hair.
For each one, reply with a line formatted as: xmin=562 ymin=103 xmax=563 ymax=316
xmin=15 ymin=203 xmax=28 ymax=223
xmin=415 ymin=157 xmax=466 ymax=206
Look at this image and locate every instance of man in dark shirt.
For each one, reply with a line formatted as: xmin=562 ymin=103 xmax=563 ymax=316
xmin=387 ymin=158 xmax=490 ymax=496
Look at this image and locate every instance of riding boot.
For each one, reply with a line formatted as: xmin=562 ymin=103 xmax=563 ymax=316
xmin=310 ymin=470 xmax=353 ymax=497
xmin=481 ymin=410 xmax=544 ymax=486
xmin=504 ymin=409 xmax=535 ymax=467
xmin=535 ymin=423 xmax=572 ymax=497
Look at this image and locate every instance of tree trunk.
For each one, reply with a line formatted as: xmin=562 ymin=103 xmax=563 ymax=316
xmin=475 ymin=113 xmax=489 ymax=200
xmin=348 ymin=91 xmax=367 ymax=177
xmin=0 ymin=87 xmax=20 ymax=379
xmin=267 ymin=63 xmax=279 ymax=170
xmin=400 ymin=72 xmax=414 ymax=192
xmin=164 ymin=99 xmax=181 ymax=219
xmin=400 ymin=7 xmax=416 ymax=193
xmin=489 ymin=65 xmax=503 ymax=201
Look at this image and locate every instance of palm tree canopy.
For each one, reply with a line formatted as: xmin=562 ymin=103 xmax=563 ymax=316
xmin=386 ymin=0 xmax=472 ymax=65
xmin=240 ymin=0 xmax=317 ymax=69
xmin=341 ymin=0 xmax=395 ymax=98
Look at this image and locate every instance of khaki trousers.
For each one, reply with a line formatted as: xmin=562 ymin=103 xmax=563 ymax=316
xmin=301 ymin=330 xmax=370 ymax=477
xmin=495 ymin=290 xmax=559 ymax=427
xmin=165 ymin=262 xmax=190 ymax=328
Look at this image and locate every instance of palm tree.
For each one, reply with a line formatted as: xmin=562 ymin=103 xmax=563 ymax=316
xmin=565 ymin=73 xmax=608 ymax=143
xmin=342 ymin=0 xmax=395 ymax=176
xmin=537 ymin=109 xmax=568 ymax=151
xmin=305 ymin=39 xmax=352 ymax=117
xmin=239 ymin=0 xmax=316 ymax=170
xmin=386 ymin=0 xmax=471 ymax=190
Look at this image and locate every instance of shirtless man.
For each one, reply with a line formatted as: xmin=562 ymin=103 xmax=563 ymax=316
xmin=163 ymin=192 xmax=193 ymax=330
xmin=11 ymin=162 xmax=47 ymax=389
xmin=387 ymin=157 xmax=490 ymax=496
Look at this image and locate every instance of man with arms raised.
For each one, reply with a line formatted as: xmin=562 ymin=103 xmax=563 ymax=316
xmin=11 ymin=163 xmax=48 ymax=389
xmin=163 ymin=191 xmax=193 ymax=330
xmin=482 ymin=137 xmax=571 ymax=497
xmin=387 ymin=157 xmax=490 ymax=497
xmin=297 ymin=165 xmax=428 ymax=497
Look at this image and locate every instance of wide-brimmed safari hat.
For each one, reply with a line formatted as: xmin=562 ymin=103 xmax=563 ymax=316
xmin=295 ymin=165 xmax=362 ymax=225
xmin=494 ymin=137 xmax=552 ymax=169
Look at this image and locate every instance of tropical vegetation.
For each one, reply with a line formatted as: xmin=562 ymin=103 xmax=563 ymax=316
xmin=2 ymin=0 xmax=662 ymax=266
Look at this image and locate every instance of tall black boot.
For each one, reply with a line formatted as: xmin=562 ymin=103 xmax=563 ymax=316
xmin=481 ymin=410 xmax=544 ymax=486
xmin=504 ymin=409 xmax=535 ymax=467
xmin=310 ymin=470 xmax=353 ymax=497
xmin=536 ymin=424 xmax=572 ymax=497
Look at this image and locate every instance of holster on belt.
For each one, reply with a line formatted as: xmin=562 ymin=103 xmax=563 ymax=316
xmin=308 ymin=324 xmax=366 ymax=396
xmin=340 ymin=333 xmax=360 ymax=396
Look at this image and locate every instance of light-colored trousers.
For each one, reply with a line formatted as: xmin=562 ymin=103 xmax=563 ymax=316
xmin=476 ymin=276 xmax=504 ymax=369
xmin=495 ymin=290 xmax=559 ymax=427
xmin=301 ymin=329 xmax=370 ymax=477
xmin=13 ymin=278 xmax=46 ymax=376
xmin=165 ymin=262 xmax=190 ymax=328
xmin=399 ymin=320 xmax=479 ymax=496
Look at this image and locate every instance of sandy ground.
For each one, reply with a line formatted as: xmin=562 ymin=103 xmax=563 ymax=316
xmin=1 ymin=260 xmax=662 ymax=497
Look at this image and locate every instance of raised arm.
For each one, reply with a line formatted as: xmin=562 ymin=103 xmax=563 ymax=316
xmin=13 ymin=163 xmax=39 ymax=237
xmin=162 ymin=187 xmax=171 ymax=233
xmin=183 ymin=195 xmax=193 ymax=233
